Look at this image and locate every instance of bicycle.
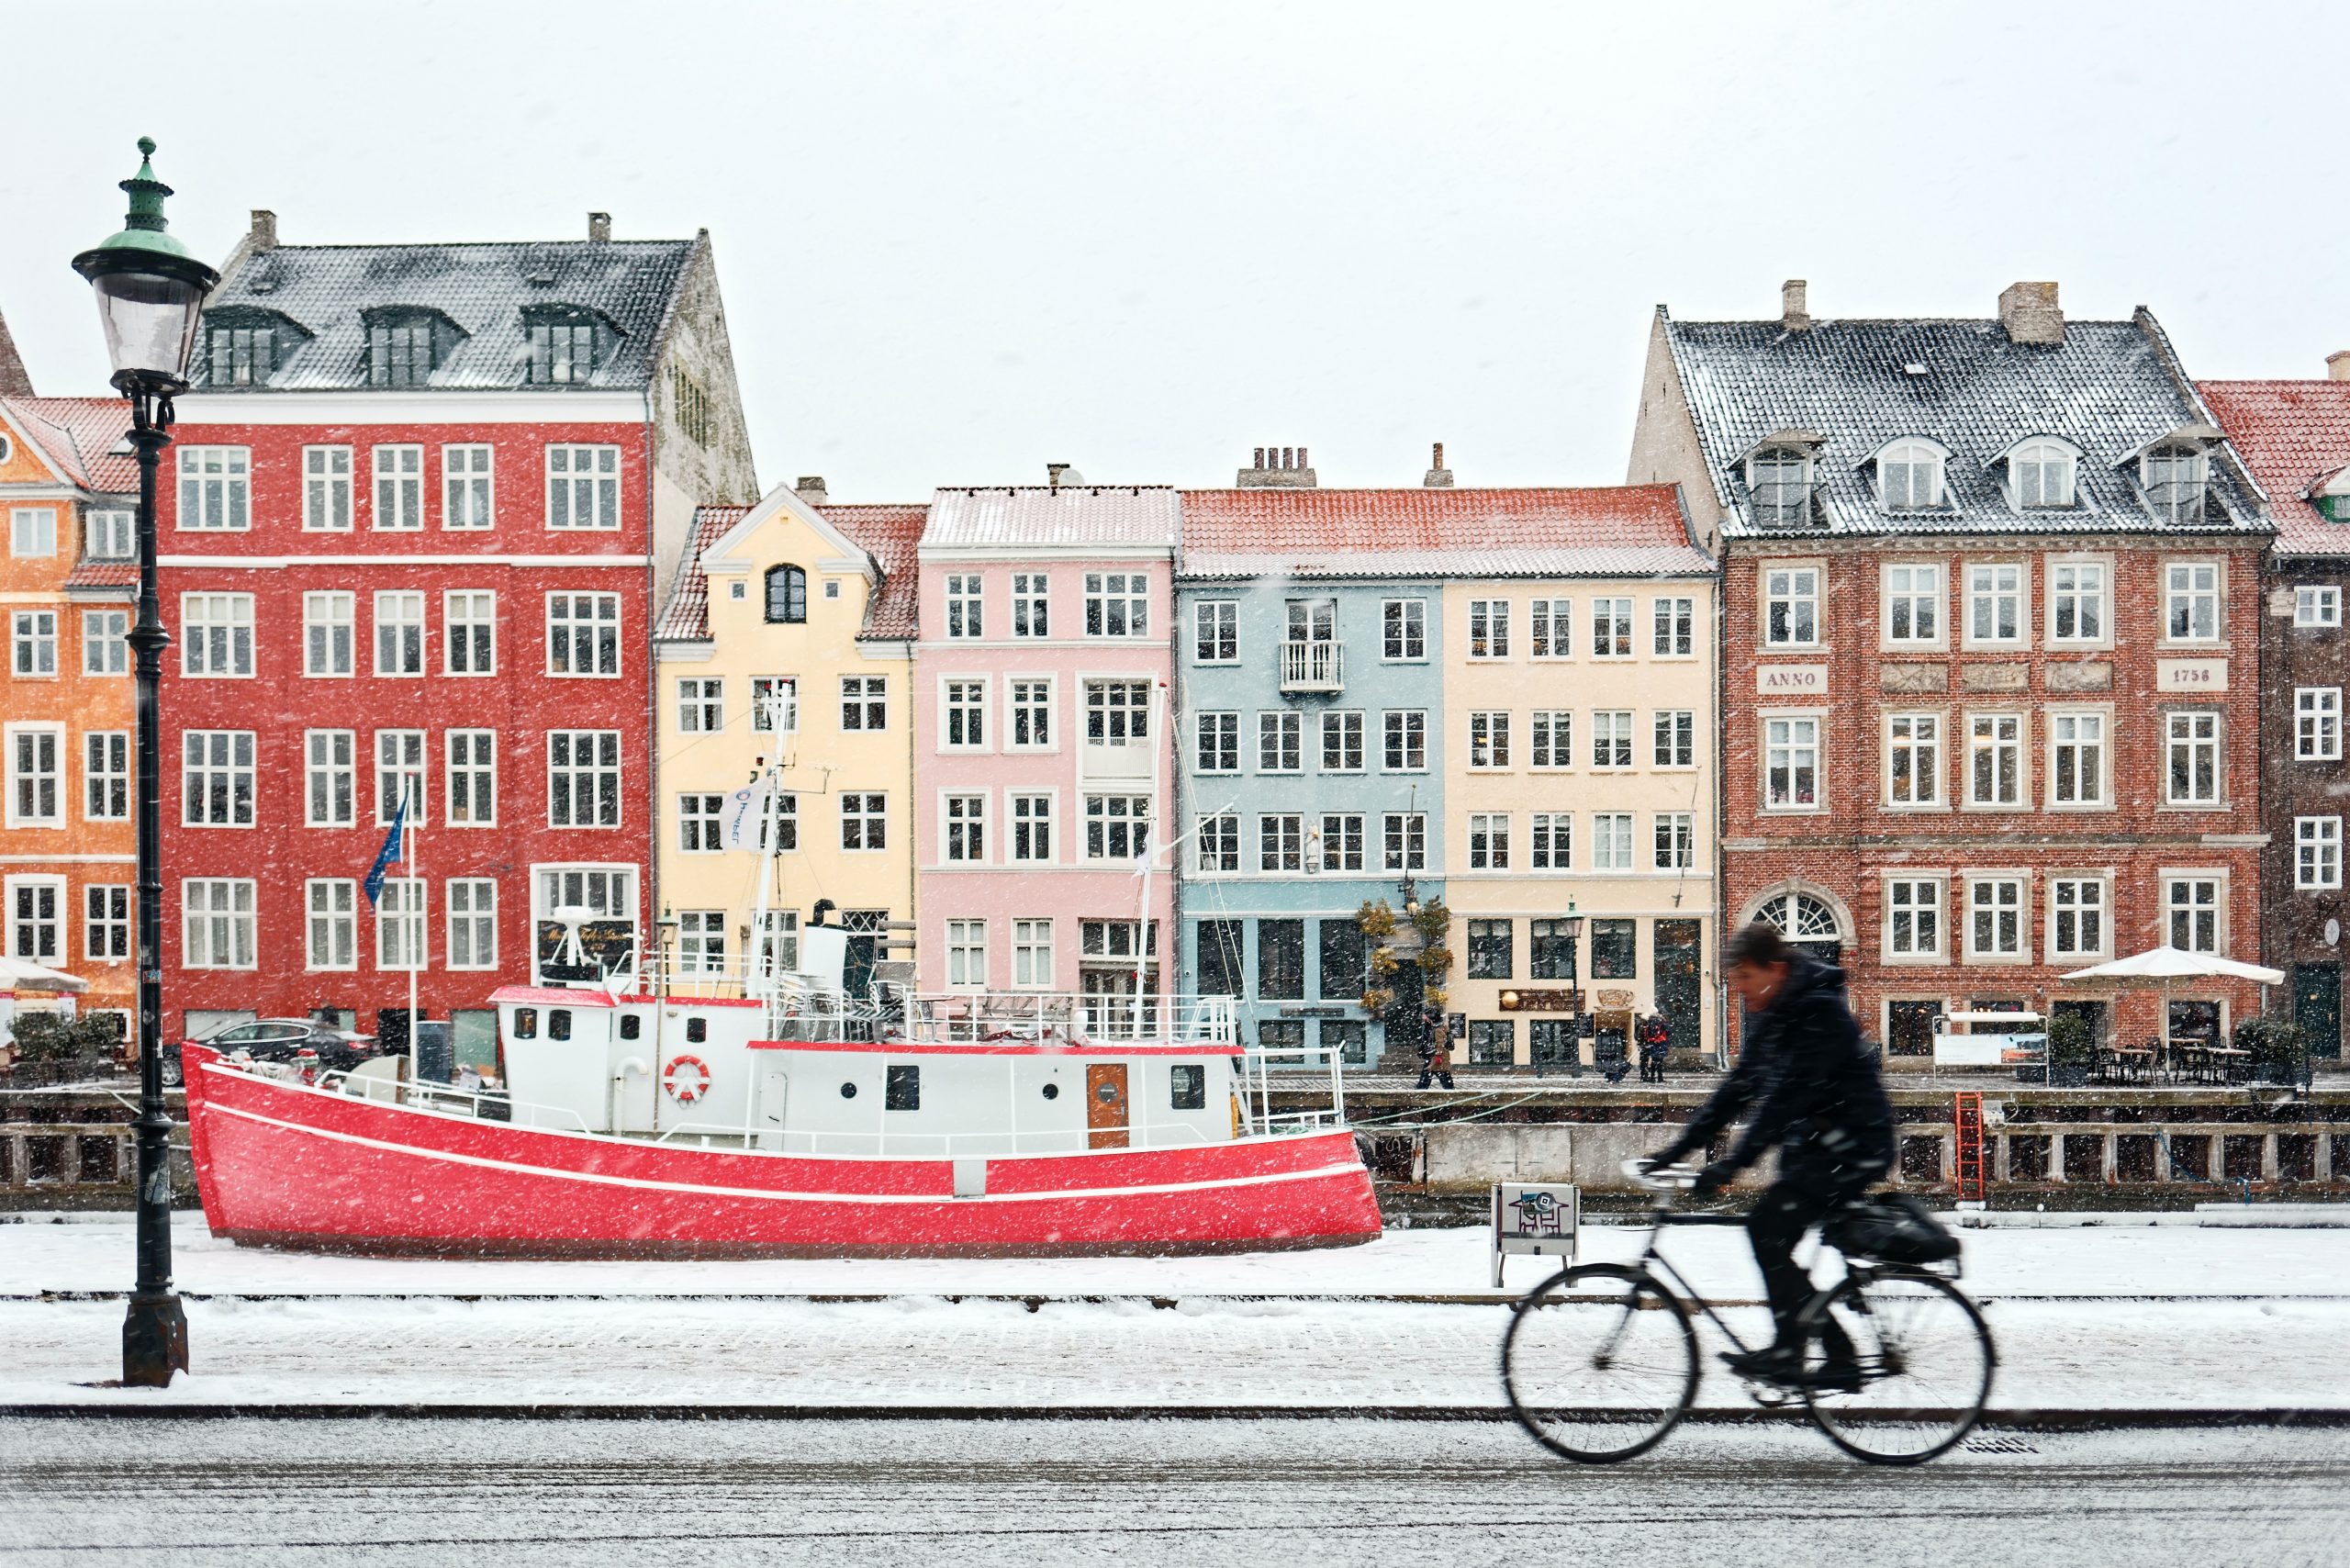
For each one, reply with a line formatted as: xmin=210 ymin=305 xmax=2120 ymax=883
xmin=1501 ymin=1161 xmax=1996 ymax=1466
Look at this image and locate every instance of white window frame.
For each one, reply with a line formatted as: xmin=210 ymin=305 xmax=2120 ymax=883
xmin=1382 ymin=710 xmax=1427 ymax=772
xmin=83 ymin=509 xmax=133 ymax=560
xmin=305 ymin=878 xmax=357 ymax=971
xmin=1258 ymin=711 xmax=1304 ymax=773
xmin=2048 ymin=876 xmax=2109 ymax=962
xmin=1195 ymin=812 xmax=1240 ymax=874
xmin=1083 ymin=793 xmax=1150 ymax=862
xmin=84 ymin=730 xmax=129 ymax=823
xmin=2165 ymin=710 xmax=2223 ymax=807
xmin=1591 ymin=811 xmax=1634 ymax=872
xmin=945 ymin=573 xmax=984 ymax=639
xmin=1006 ymin=677 xmax=1054 ymax=751
xmin=1082 ymin=571 xmax=1148 ymax=638
xmin=2295 ymin=585 xmax=2342 ymax=629
xmin=1382 ymin=598 xmax=1427 ymax=661
xmin=444 ymin=589 xmax=497 ymax=677
xmin=1192 ymin=599 xmax=1237 ymax=663
xmin=2164 ymin=871 xmax=2224 ymax=955
xmin=547 ymin=731 xmax=621 ymax=828
xmin=1590 ymin=597 xmax=1635 ymax=659
xmin=180 ymin=592 xmax=254 ymax=678
xmin=375 ymin=729 xmax=427 ymax=826
xmin=2297 ymin=688 xmax=2343 ymax=761
xmin=1653 ymin=710 xmax=1695 ymax=769
xmin=1885 ymin=876 xmax=1945 ymax=961
xmin=545 ymin=592 xmax=621 ymax=679
xmin=751 ymin=676 xmax=799 ymax=734
xmin=840 ymin=676 xmax=887 ymax=734
xmin=1009 ymin=792 xmax=1055 ymax=864
xmin=1468 ymin=711 xmax=1510 ymax=770
xmin=1653 ymin=812 xmax=1695 ymax=871
xmin=1529 ymin=812 xmax=1571 ymax=870
xmin=372 ymin=590 xmax=425 ymax=678
xmin=4 ymin=724 xmax=63 ymax=829
xmin=445 ymin=878 xmax=498 ymax=970
xmin=1529 ymin=598 xmax=1573 ymax=659
xmin=6 ymin=507 xmax=56 ymax=559
xmin=375 ymin=877 xmax=428 ymax=971
xmin=81 ymin=609 xmax=128 ymax=677
xmin=10 ymin=610 xmax=57 ymax=679
xmin=182 ymin=878 xmax=257 ymax=969
xmin=1592 ymin=710 xmax=1634 ymax=771
xmin=1761 ymin=565 xmax=1821 ymax=648
xmin=1652 ymin=596 xmax=1695 ymax=658
xmin=1881 ymin=562 xmax=1943 ymax=649
xmin=1320 ymin=710 xmax=1364 ymax=773
xmin=2297 ymin=817 xmax=2344 ymax=890
xmin=1964 ymin=874 xmax=2027 ymax=962
xmin=1193 ymin=711 xmax=1239 ymax=775
xmin=1886 ymin=711 xmax=1942 ymax=809
xmin=303 ymin=591 xmax=354 ymax=678
xmin=1964 ymin=561 xmax=2026 ymax=648
xmin=1876 ymin=439 xmax=1947 ymax=512
xmin=302 ymin=446 xmax=352 ymax=532
xmin=1258 ymin=813 xmax=1304 ymax=873
xmin=446 ymin=730 xmax=496 ymax=827
xmin=2047 ymin=557 xmax=2111 ymax=648
xmin=545 ymin=444 xmax=621 ymax=531
xmin=442 ymin=443 xmax=495 ymax=531
xmin=1011 ymin=573 xmax=1051 ymax=639
xmin=1468 ymin=812 xmax=1513 ymax=871
xmin=371 ymin=444 xmax=425 ymax=532
xmin=2048 ymin=708 xmax=2110 ymax=810
xmin=946 ymin=919 xmax=989 ymax=988
xmin=1467 ymin=599 xmax=1510 ymax=660
xmin=181 ymin=729 xmax=255 ymax=828
xmin=2163 ymin=560 xmax=2222 ymax=645
xmin=4 ymin=875 xmax=64 ymax=964
xmin=83 ymin=883 xmax=129 ymax=966
xmin=2010 ymin=438 xmax=2078 ymax=510
xmin=174 ymin=447 xmax=251 ymax=532
xmin=1762 ymin=711 xmax=1823 ymax=812
xmin=1382 ymin=812 xmax=1427 ymax=872
xmin=1012 ymin=918 xmax=1055 ymax=989
xmin=1530 ymin=711 xmax=1572 ymax=770
xmin=943 ymin=678 xmax=990 ymax=751
xmin=304 ymin=729 xmax=355 ymax=828
xmin=1964 ymin=711 xmax=2024 ymax=809
xmin=942 ymin=791 xmax=989 ymax=864
xmin=1316 ymin=812 xmax=1364 ymax=873
xmin=840 ymin=791 xmax=887 ymax=852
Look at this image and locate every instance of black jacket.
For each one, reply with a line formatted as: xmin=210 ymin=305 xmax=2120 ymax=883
xmin=1664 ymin=956 xmax=1895 ymax=1183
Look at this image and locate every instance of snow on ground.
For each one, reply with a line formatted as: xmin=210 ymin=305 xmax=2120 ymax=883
xmin=6 ymin=1212 xmax=2348 ymax=1300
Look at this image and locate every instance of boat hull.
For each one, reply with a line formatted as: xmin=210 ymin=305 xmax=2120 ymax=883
xmin=182 ymin=1047 xmax=1383 ymax=1259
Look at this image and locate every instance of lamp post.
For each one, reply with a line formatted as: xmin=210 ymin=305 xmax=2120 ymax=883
xmin=72 ymin=139 xmax=218 ymax=1387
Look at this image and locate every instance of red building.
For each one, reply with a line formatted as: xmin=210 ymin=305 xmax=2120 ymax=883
xmin=160 ymin=210 xmax=756 ymax=1057
xmin=1632 ymin=281 xmax=2274 ymax=1069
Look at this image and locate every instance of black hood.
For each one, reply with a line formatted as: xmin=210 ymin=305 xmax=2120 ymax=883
xmin=1770 ymin=950 xmax=1848 ymax=1011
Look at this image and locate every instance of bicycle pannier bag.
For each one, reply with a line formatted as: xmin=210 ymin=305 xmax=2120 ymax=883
xmin=1826 ymin=1193 xmax=1960 ymax=1264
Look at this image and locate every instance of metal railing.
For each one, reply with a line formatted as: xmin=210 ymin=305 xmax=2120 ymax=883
xmin=1279 ymin=639 xmax=1343 ymax=691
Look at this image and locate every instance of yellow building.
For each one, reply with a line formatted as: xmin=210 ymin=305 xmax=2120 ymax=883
xmin=1438 ymin=489 xmax=1719 ymax=1070
xmin=652 ymin=482 xmax=923 ymax=986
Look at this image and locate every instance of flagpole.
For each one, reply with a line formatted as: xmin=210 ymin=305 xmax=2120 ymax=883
xmin=407 ymin=778 xmax=420 ymax=1088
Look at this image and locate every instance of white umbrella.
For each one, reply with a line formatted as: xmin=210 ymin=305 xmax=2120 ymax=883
xmin=2059 ymin=946 xmax=2283 ymax=985
xmin=0 ymin=956 xmax=89 ymax=994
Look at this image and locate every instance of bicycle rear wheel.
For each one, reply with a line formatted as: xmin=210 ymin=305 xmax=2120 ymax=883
xmin=1801 ymin=1269 xmax=1994 ymax=1464
xmin=1502 ymin=1264 xmax=1697 ymax=1463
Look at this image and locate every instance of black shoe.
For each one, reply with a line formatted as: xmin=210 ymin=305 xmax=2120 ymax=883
xmin=1806 ymin=1356 xmax=1865 ymax=1394
xmin=1721 ymin=1344 xmax=1801 ymax=1384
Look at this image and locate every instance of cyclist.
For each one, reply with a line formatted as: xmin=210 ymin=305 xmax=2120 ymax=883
xmin=1645 ymin=920 xmax=1895 ymax=1388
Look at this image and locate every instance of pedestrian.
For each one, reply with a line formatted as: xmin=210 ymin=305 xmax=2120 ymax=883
xmin=1639 ymin=1014 xmax=1673 ymax=1083
xmin=1416 ymin=1013 xmax=1456 ymax=1091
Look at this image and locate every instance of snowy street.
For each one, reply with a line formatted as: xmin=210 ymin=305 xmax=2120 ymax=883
xmin=3 ymin=1417 xmax=2344 ymax=1566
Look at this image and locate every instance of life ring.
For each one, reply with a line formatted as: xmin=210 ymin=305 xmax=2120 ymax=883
xmin=663 ymin=1055 xmax=712 ymax=1104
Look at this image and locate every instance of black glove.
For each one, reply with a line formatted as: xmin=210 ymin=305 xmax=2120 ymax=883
xmin=1690 ymin=1161 xmax=1738 ymax=1196
xmin=1645 ymin=1145 xmax=1688 ymax=1171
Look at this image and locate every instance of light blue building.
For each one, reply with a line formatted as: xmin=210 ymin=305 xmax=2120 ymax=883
xmin=1174 ymin=479 xmax=1451 ymax=1067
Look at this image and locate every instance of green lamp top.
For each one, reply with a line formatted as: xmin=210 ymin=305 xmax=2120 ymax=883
xmin=73 ymin=137 xmax=217 ymax=285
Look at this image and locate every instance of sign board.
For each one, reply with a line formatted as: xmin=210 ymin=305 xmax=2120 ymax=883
xmin=1756 ymin=664 xmax=1828 ymax=697
xmin=2155 ymin=657 xmax=2228 ymax=693
xmin=1280 ymin=1005 xmax=1348 ymax=1019
xmin=1499 ymin=989 xmax=1584 ymax=1013
xmin=1494 ymin=1182 xmax=1580 ymax=1288
xmin=1935 ymin=1031 xmax=2044 ymax=1068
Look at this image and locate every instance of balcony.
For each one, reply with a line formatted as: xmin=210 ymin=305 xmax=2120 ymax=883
xmin=1279 ymin=639 xmax=1344 ymax=694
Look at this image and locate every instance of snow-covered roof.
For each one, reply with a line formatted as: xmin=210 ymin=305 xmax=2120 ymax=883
xmin=1663 ymin=310 xmax=2267 ymax=539
xmin=1178 ymin=486 xmax=1707 ymax=579
xmin=2199 ymin=379 xmax=2350 ymax=559
xmin=1 ymin=396 xmax=137 ymax=493
xmin=922 ymin=486 xmax=1180 ymax=554
xmin=193 ymin=239 xmax=699 ymax=392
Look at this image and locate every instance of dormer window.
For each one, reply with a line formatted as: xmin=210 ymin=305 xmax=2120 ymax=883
xmin=2142 ymin=442 xmax=2210 ymax=524
xmin=765 ymin=565 xmax=808 ymax=624
xmin=201 ymin=308 xmax=305 ymax=387
xmin=363 ymin=308 xmax=458 ymax=388
xmin=524 ymin=306 xmax=610 ymax=386
xmin=1747 ymin=445 xmax=1817 ymax=527
xmin=1874 ymin=440 xmax=1947 ymax=513
xmin=2009 ymin=438 xmax=2078 ymax=509
xmin=2313 ymin=467 xmax=2350 ymax=522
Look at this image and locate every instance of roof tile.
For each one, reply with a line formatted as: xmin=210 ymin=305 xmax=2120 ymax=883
xmin=1178 ymin=486 xmax=1707 ymax=578
xmin=1 ymin=396 xmax=137 ymax=493
xmin=2199 ymin=380 xmax=2350 ymax=558
xmin=922 ymin=486 xmax=1180 ymax=552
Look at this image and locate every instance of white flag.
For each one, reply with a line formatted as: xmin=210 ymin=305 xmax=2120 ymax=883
xmin=722 ymin=784 xmax=770 ymax=851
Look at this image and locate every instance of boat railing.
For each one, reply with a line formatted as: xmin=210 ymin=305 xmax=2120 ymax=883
xmin=899 ymin=992 xmax=1237 ymax=1047
xmin=651 ymin=1119 xmax=1266 ymax=1159
xmin=1239 ymin=1041 xmax=1348 ymax=1137
xmin=273 ymin=1061 xmax=596 ymax=1134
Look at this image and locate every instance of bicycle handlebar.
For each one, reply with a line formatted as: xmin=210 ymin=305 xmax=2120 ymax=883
xmin=1622 ymin=1158 xmax=1699 ymax=1193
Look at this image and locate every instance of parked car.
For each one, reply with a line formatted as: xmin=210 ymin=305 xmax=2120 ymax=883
xmin=162 ymin=1018 xmax=386 ymax=1087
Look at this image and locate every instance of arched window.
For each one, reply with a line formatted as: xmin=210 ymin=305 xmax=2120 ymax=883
xmin=765 ymin=565 xmax=808 ymax=624
xmin=1747 ymin=447 xmax=1814 ymax=527
xmin=1754 ymin=890 xmax=1843 ymax=961
xmin=2009 ymin=439 xmax=2077 ymax=510
xmin=1876 ymin=440 xmax=1946 ymax=512
xmin=2142 ymin=443 xmax=2210 ymax=524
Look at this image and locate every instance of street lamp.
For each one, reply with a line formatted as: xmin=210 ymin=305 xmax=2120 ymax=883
xmin=72 ymin=138 xmax=218 ymax=1388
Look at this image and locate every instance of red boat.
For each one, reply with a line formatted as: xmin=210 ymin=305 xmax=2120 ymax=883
xmin=182 ymin=944 xmax=1381 ymax=1259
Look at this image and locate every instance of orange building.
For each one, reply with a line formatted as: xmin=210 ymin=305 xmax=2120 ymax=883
xmin=1 ymin=356 xmax=139 ymax=1036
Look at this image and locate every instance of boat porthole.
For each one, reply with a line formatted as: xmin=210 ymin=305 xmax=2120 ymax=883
xmin=1041 ymin=1082 xmax=1058 ymax=1100
xmin=1096 ymin=1082 xmax=1118 ymax=1103
xmin=840 ymin=1081 xmax=857 ymax=1099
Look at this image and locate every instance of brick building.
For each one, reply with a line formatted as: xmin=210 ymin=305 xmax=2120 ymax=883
xmin=159 ymin=210 xmax=756 ymax=1057
xmin=1631 ymin=280 xmax=2273 ymax=1064
xmin=2202 ymin=369 xmax=2350 ymax=1063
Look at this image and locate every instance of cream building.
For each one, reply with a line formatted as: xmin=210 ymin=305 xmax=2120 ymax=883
xmin=652 ymin=481 xmax=923 ymax=987
xmin=1438 ymin=494 xmax=1720 ymax=1070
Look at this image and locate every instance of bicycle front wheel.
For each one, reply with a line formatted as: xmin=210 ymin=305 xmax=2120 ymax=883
xmin=1801 ymin=1269 xmax=1995 ymax=1464
xmin=1502 ymin=1263 xmax=1697 ymax=1463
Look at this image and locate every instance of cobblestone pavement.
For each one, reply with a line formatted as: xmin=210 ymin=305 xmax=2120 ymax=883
xmin=3 ymin=1417 xmax=2344 ymax=1566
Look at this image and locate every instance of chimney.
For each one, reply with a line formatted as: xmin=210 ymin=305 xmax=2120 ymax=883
xmin=2328 ymin=352 xmax=2350 ymax=383
xmin=795 ymin=476 xmax=828 ymax=504
xmin=248 ymin=209 xmax=278 ymax=253
xmin=0 ymin=308 xmax=32 ymax=398
xmin=1046 ymin=462 xmax=1070 ymax=492
xmin=1998 ymin=281 xmax=2064 ymax=345
xmin=1236 ymin=442 xmax=1318 ymax=487
xmin=1424 ymin=442 xmax=1453 ymax=488
xmin=588 ymin=211 xmax=612 ymax=243
xmin=1781 ymin=279 xmax=1810 ymax=332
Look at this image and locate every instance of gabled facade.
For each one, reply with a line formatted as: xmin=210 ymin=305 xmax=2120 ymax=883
xmin=912 ymin=483 xmax=1180 ymax=1031
xmin=158 ymin=211 xmax=757 ymax=1054
xmin=2201 ymin=371 xmax=2350 ymax=1063
xmin=1175 ymin=483 xmax=1717 ymax=1071
xmin=0 ymin=392 xmax=137 ymax=1029
xmin=1633 ymin=280 xmax=2274 ymax=1066
xmin=652 ymin=483 xmax=922 ymax=985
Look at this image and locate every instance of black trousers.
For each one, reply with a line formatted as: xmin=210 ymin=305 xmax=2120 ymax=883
xmin=1749 ymin=1163 xmax=1885 ymax=1358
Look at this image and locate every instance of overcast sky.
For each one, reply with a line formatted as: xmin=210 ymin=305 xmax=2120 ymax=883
xmin=4 ymin=1 xmax=2344 ymax=501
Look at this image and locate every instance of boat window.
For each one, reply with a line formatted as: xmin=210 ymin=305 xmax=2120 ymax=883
xmin=840 ymin=1081 xmax=857 ymax=1099
xmin=512 ymin=1008 xmax=537 ymax=1040
xmin=549 ymin=1010 xmax=572 ymax=1041
xmin=619 ymin=1014 xmax=641 ymax=1040
xmin=1169 ymin=1064 xmax=1206 ymax=1111
xmin=1041 ymin=1081 xmax=1060 ymax=1101
xmin=686 ymin=1017 xmax=708 ymax=1043
xmin=885 ymin=1065 xmax=921 ymax=1111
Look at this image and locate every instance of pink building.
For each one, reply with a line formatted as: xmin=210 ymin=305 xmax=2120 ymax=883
xmin=913 ymin=482 xmax=1179 ymax=1031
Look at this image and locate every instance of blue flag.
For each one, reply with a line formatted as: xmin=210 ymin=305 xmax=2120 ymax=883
xmin=363 ymin=792 xmax=408 ymax=907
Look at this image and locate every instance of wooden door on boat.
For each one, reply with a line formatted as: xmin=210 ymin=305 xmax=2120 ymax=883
xmin=1086 ymin=1063 xmax=1129 ymax=1149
